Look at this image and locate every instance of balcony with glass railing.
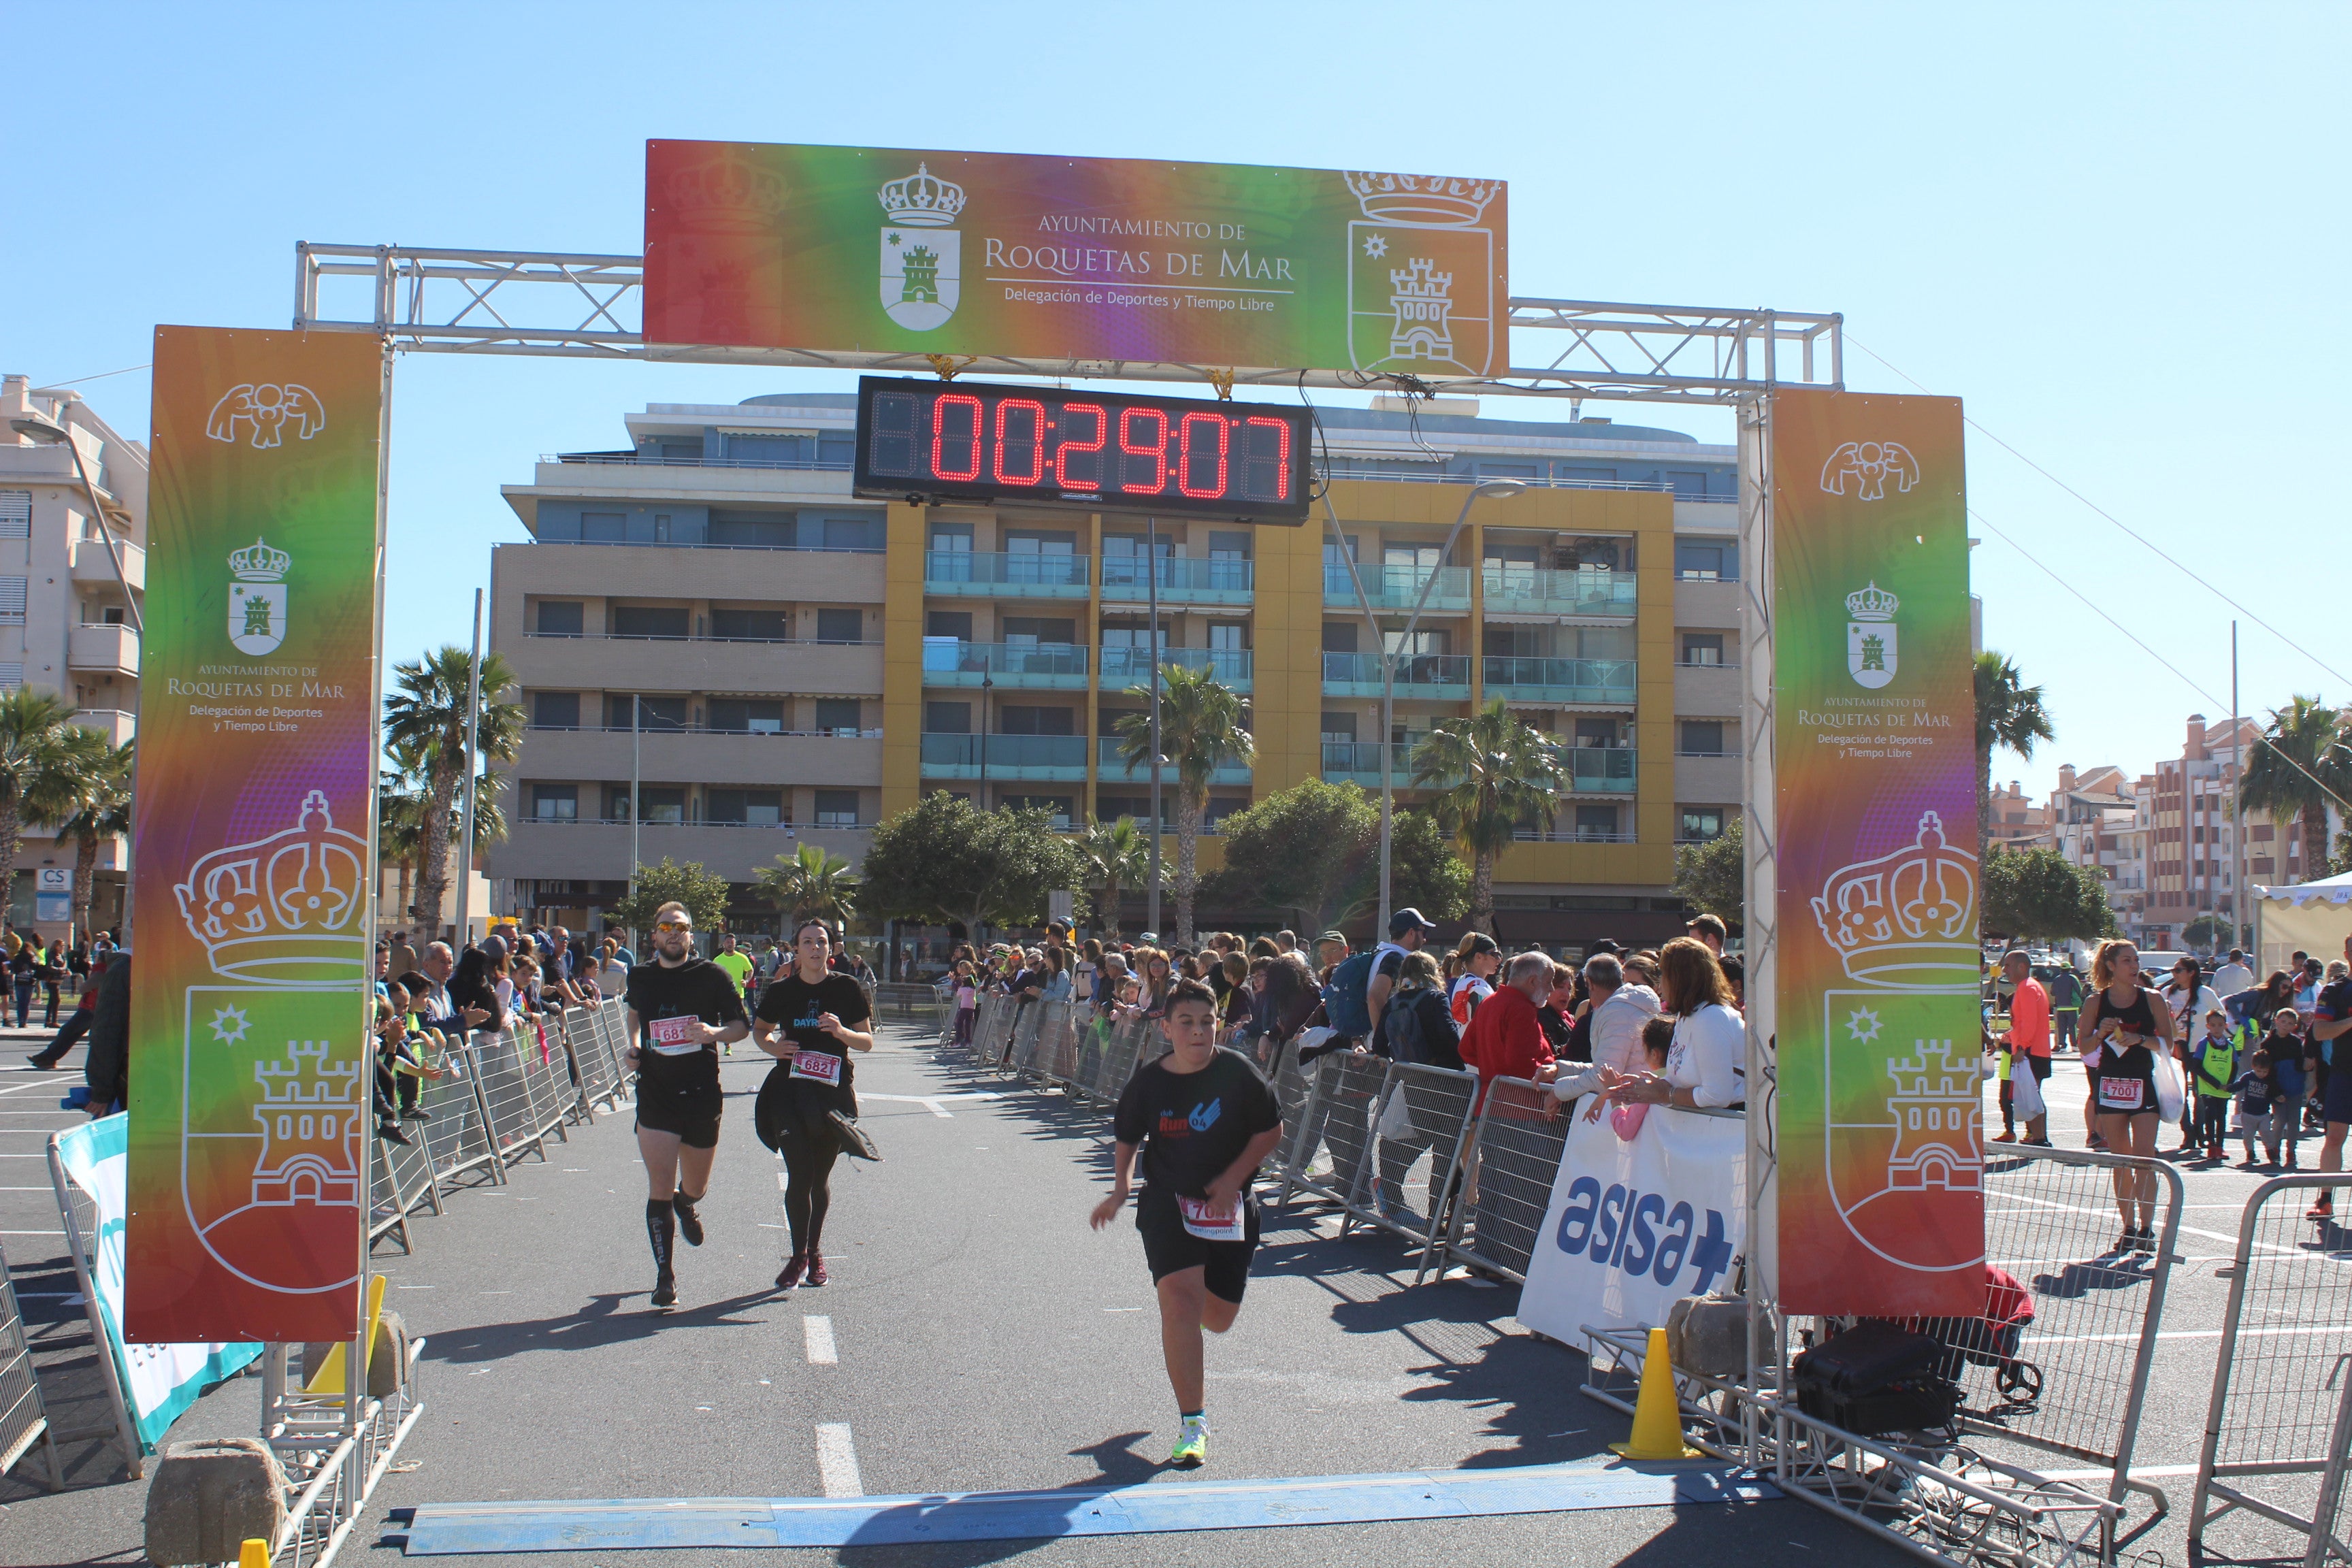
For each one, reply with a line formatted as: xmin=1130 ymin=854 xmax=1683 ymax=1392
xmin=1097 ymin=734 xmax=1252 ymax=785
xmin=1320 ymin=741 xmax=1416 ymax=787
xmin=1480 ymin=566 xmax=1636 ymax=618
xmin=1482 ymin=656 xmax=1637 ymax=704
xmin=918 ymin=732 xmax=1089 ymax=780
xmin=923 ymin=550 xmax=1092 ymax=598
xmin=1557 ymin=745 xmax=1637 ymax=794
xmin=1100 ymin=555 xmax=1254 ymax=606
xmin=1097 ymin=646 xmax=1252 ymax=691
xmin=1323 ymin=563 xmax=1472 ymax=612
xmin=920 ymin=640 xmax=1088 ymax=689
xmin=1320 ymin=651 xmax=1471 ymax=698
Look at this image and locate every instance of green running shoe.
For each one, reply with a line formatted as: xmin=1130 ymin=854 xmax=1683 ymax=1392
xmin=1169 ymin=1414 xmax=1208 ymax=1469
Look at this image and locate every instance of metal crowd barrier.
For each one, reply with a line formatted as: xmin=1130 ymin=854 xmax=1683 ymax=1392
xmin=1431 ymin=1075 xmax=1573 ymax=1284
xmin=0 ymin=1233 xmax=60 ymax=1490
xmin=2190 ymin=1173 xmax=2352 ymax=1568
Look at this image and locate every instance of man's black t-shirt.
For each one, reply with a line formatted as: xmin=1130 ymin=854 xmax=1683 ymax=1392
xmin=1112 ymin=1047 xmax=1282 ymax=1200
xmin=756 ymin=970 xmax=873 ymax=1090
xmin=623 ymin=958 xmax=748 ymax=1094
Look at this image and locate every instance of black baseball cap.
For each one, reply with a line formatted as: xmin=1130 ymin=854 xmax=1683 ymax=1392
xmin=1464 ymin=933 xmax=1501 ymax=956
xmin=1587 ymin=938 xmax=1622 ymax=957
xmin=1390 ymin=908 xmax=1439 ymax=938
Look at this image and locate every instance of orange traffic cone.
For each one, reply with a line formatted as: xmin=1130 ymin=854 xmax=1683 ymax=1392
xmin=1610 ymin=1325 xmax=1702 ymax=1460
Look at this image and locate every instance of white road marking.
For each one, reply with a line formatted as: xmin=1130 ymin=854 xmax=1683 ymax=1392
xmin=0 ymin=1230 xmax=61 ymax=1237
xmin=777 ymin=1172 xmax=789 ymax=1192
xmin=2025 ymin=1322 xmax=2352 ymax=1347
xmin=858 ymin=1091 xmax=999 ymax=1105
xmin=804 ymin=1315 xmax=837 ymax=1365
xmin=815 ymin=1424 xmax=862 ymax=1497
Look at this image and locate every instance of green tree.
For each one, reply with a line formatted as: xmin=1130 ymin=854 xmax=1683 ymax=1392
xmin=858 ymin=792 xmax=1085 ymax=935
xmin=378 ymin=740 xmax=431 ymax=928
xmin=2241 ymin=694 xmax=2352 ymax=881
xmin=48 ymin=738 xmax=133 ymax=942
xmin=381 ymin=647 xmax=525 ymax=938
xmin=1113 ymin=664 xmax=1252 ymax=947
xmin=1979 ymin=845 xmax=2117 ymax=941
xmin=1077 ymin=815 xmax=1158 ymax=942
xmin=1203 ymin=779 xmax=1467 ymax=935
xmin=609 ymin=858 xmax=734 ymax=936
xmin=1673 ymin=815 xmax=1745 ymax=930
xmin=1409 ymin=698 xmax=1569 ymax=935
xmin=0 ymin=692 xmax=103 ymax=933
xmin=2182 ymin=914 xmax=2232 ymax=953
xmin=1974 ymin=651 xmax=2055 ymax=845
xmin=757 ymin=842 xmax=859 ymax=927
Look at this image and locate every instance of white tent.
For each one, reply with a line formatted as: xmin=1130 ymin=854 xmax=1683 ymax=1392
xmin=2251 ymin=871 xmax=2352 ymax=975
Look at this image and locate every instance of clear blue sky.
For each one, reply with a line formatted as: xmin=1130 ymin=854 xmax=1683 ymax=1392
xmin=7 ymin=1 xmax=2344 ymax=802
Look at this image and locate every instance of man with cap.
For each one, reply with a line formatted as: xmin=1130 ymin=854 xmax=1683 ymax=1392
xmin=1367 ymin=908 xmax=1439 ymax=1046
xmin=1686 ymin=913 xmax=1727 ymax=958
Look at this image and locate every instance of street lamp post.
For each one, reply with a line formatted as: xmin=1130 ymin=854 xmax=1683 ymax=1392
xmin=1321 ymin=479 xmax=1526 ymax=936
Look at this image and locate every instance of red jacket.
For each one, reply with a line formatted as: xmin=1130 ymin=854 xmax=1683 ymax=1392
xmin=1458 ymin=982 xmax=1554 ymax=1100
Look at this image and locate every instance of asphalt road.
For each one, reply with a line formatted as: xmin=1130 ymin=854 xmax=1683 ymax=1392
xmin=0 ymin=1019 xmax=2340 ymax=1567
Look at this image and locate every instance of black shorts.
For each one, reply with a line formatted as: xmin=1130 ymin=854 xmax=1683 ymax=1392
xmin=1134 ymin=1184 xmax=1260 ymax=1305
xmin=635 ymin=1081 xmax=723 ymax=1149
xmin=2023 ymin=1054 xmax=2052 ymax=1082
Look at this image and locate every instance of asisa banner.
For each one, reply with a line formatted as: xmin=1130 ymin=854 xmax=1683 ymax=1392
xmin=1518 ymin=1108 xmax=1746 ymax=1343
xmin=642 ymin=140 xmax=1507 ymax=377
xmin=127 ymin=327 xmax=385 ymax=1343
xmin=1771 ymin=387 xmax=1983 ymax=1318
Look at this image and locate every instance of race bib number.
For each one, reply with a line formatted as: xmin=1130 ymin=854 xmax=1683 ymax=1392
xmin=2097 ymin=1077 xmax=2145 ymax=1111
xmin=647 ymin=1015 xmax=702 ymax=1056
xmin=1177 ymin=1195 xmax=1246 ymax=1242
xmin=791 ymin=1049 xmax=843 ymax=1086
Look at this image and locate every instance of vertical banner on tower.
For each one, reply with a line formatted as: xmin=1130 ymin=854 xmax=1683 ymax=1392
xmin=127 ymin=327 xmax=385 ymax=1343
xmin=1771 ymin=388 xmax=1982 ymax=1317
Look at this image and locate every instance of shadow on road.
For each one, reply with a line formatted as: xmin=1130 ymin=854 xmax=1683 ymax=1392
xmin=418 ymin=1286 xmax=782 ymax=1366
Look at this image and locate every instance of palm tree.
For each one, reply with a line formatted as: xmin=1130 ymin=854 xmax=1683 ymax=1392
xmin=378 ymin=740 xmax=431 ymax=930
xmin=1974 ymin=651 xmax=2055 ymax=845
xmin=1113 ymin=664 xmax=1253 ymax=946
xmin=1077 ymin=814 xmax=1154 ymax=942
xmin=380 ymin=647 xmax=525 ymax=939
xmin=48 ymin=738 xmax=133 ymax=942
xmin=1411 ymin=698 xmax=1569 ymax=935
xmin=0 ymin=692 xmax=100 ymax=933
xmin=756 ymin=842 xmax=858 ymax=927
xmin=2241 ymin=695 xmax=2352 ymax=881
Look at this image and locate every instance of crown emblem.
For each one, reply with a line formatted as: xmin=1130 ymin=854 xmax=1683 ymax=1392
xmin=229 ymin=537 xmax=291 ymax=582
xmin=1345 ymin=170 xmax=1500 ymax=227
xmin=1810 ymin=811 xmax=1979 ymax=990
xmin=878 ymin=162 xmax=966 ymax=227
xmin=174 ymin=789 xmax=369 ymax=985
xmin=657 ymin=145 xmax=788 ymax=234
xmin=1845 ymin=581 xmax=1899 ymax=622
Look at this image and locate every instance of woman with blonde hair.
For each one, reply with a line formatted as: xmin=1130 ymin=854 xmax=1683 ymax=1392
xmin=2076 ymin=938 xmax=2171 ymax=1252
xmin=1602 ymin=937 xmax=1744 ymax=1110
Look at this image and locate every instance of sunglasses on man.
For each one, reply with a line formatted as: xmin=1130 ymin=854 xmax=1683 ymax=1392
xmin=655 ymin=920 xmax=693 ymax=934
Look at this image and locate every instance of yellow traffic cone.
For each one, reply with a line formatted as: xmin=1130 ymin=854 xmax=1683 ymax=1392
xmin=1610 ymin=1325 xmax=1702 ymax=1460
xmin=240 ymin=1539 xmax=272 ymax=1568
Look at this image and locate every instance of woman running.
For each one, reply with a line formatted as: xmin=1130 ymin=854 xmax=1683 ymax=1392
xmin=2076 ymin=938 xmax=2172 ymax=1253
xmin=754 ymin=919 xmax=875 ymax=1289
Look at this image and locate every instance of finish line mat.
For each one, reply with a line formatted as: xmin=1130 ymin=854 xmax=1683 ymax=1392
xmin=399 ymin=1460 xmax=1776 ymax=1552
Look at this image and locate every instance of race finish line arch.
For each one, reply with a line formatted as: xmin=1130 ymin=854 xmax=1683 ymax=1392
xmin=127 ymin=137 xmax=1989 ymax=1561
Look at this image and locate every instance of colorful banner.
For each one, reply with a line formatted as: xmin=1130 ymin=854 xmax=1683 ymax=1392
xmin=1771 ymin=387 xmax=1983 ymax=1317
xmin=128 ymin=327 xmax=385 ymax=1343
xmin=644 ymin=141 xmax=1507 ymax=376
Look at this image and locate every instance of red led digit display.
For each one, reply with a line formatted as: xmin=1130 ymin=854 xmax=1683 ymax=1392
xmin=856 ymin=376 xmax=1311 ymax=523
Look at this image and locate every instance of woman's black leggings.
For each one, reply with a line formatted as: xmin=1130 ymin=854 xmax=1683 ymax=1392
xmin=781 ymin=1134 xmax=843 ymax=1257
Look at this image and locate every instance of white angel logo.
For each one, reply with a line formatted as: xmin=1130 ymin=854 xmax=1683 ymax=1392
xmin=1819 ymin=440 xmax=1920 ymax=501
xmin=206 ymin=384 xmax=326 ymax=449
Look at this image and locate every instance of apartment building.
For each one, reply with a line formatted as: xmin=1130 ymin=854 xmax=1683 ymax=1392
xmin=2139 ymin=713 xmax=2306 ymax=951
xmin=1984 ymin=780 xmax=2054 ymax=850
xmin=0 ymin=375 xmax=146 ymax=932
xmin=487 ymin=391 xmax=1746 ymax=949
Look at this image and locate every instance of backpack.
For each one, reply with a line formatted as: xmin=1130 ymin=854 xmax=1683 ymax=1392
xmin=1322 ymin=950 xmax=1377 ymax=1039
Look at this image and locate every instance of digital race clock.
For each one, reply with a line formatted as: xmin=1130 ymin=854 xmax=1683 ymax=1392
xmin=852 ymin=376 xmax=1313 ymax=524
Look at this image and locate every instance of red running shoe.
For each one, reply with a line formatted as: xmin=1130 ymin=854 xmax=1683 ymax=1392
xmin=775 ymin=1252 xmax=808 ymax=1290
xmin=2306 ymin=1198 xmax=2334 ymax=1220
xmin=806 ymin=1251 xmax=828 ymax=1287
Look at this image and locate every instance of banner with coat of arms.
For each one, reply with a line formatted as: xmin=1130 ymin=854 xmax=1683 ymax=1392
xmin=127 ymin=326 xmax=385 ymax=1343
xmin=643 ymin=140 xmax=1507 ymax=377
xmin=1770 ymin=388 xmax=1983 ymax=1317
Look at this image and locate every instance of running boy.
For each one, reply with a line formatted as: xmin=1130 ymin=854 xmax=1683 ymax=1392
xmin=1091 ymin=977 xmax=1285 ymax=1469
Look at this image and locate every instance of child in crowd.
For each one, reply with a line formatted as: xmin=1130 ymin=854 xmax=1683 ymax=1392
xmin=2266 ymin=1008 xmax=2308 ymax=1166
xmin=2187 ymin=1006 xmax=2238 ymax=1160
xmin=373 ymin=994 xmax=444 ymax=1144
xmin=951 ymin=962 xmax=978 ymax=1045
xmin=2232 ymin=1049 xmax=2283 ymax=1169
xmin=1607 ymin=1017 xmax=1678 ymax=1138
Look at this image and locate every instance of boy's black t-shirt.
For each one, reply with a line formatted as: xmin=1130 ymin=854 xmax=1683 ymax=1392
xmin=756 ymin=970 xmax=873 ymax=1090
xmin=1112 ymin=1047 xmax=1282 ymax=1200
xmin=623 ymin=958 xmax=748 ymax=1094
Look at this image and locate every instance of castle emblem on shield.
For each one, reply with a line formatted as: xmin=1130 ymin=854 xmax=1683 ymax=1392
xmin=878 ymin=163 xmax=964 ymax=331
xmin=227 ymin=537 xmax=291 ymax=657
xmin=1345 ymin=172 xmax=1500 ymax=376
xmin=1845 ymin=580 xmax=1897 ymax=689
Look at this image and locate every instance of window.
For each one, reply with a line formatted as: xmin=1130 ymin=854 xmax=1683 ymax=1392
xmin=1207 ymin=621 xmax=1247 ymax=651
xmin=1558 ymin=536 xmax=1629 ymax=570
xmin=706 ymin=788 xmax=785 ymax=825
xmin=1574 ymin=805 xmax=1620 ymax=839
xmin=0 ymin=577 xmax=26 ymax=625
xmin=654 ymin=440 xmax=700 ymax=461
xmin=926 ymin=701 xmax=973 ymax=733
xmin=530 ymin=784 xmax=578 ymax=821
xmin=1484 ymin=625 xmax=1545 ymax=657
xmin=999 ymin=705 xmax=1073 ymax=736
xmin=1575 ymin=717 xmax=1621 ymax=748
xmin=1556 ymin=465 xmax=1617 ymax=486
xmin=725 ymin=432 xmax=811 ymax=463
xmin=1675 ymin=541 xmax=1737 ymax=581
xmin=1095 ymin=796 xmax=1171 ymax=828
xmin=637 ymin=787 xmax=686 ymax=824
xmin=536 ymin=600 xmax=584 ymax=636
xmin=1202 ymin=796 xmax=1249 ymax=830
xmin=1382 ymin=628 xmax=1448 ymax=657
xmin=1681 ymin=632 xmax=1726 ymax=666
xmin=533 ymin=692 xmax=581 ymax=730
xmin=929 ymin=523 xmax=973 ymax=551
xmin=813 ymin=790 xmax=860 ymax=827
xmin=815 ymin=608 xmax=864 ymax=644
xmin=1005 ymin=529 xmax=1076 ymax=555
xmin=581 ymin=511 xmax=627 ymax=542
xmin=604 ymin=694 xmax=687 ymax=730
xmin=1002 ymin=617 xmax=1075 ymax=645
xmin=820 ymin=515 xmax=883 ymax=551
xmin=1100 ymin=624 xmax=1166 ymax=653
xmin=0 ymin=663 xmax=22 ymax=689
xmin=1321 ymin=621 xmax=1359 ymax=653
xmin=710 ymin=607 xmax=788 ymax=640
xmin=814 ymin=698 xmax=864 ymax=734
xmin=1680 ymin=721 xmax=1727 ymax=756
xmin=0 ymin=493 xmax=27 ymax=539
xmin=610 ymin=605 xmax=689 ymax=638
xmin=706 ymin=699 xmax=784 ymax=734
xmin=1320 ymin=712 xmax=1358 ymax=742
xmin=1477 ymin=461 xmax=1539 ymax=479
xmin=709 ymin=511 xmax=795 ymax=549
xmin=1680 ymin=808 xmax=1727 ymax=843
xmin=926 ymin=610 xmax=973 ymax=640
xmin=1667 ymin=470 xmax=1709 ymax=498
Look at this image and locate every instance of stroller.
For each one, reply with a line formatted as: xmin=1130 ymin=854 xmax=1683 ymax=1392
xmin=1901 ymin=1264 xmax=2043 ymax=1407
